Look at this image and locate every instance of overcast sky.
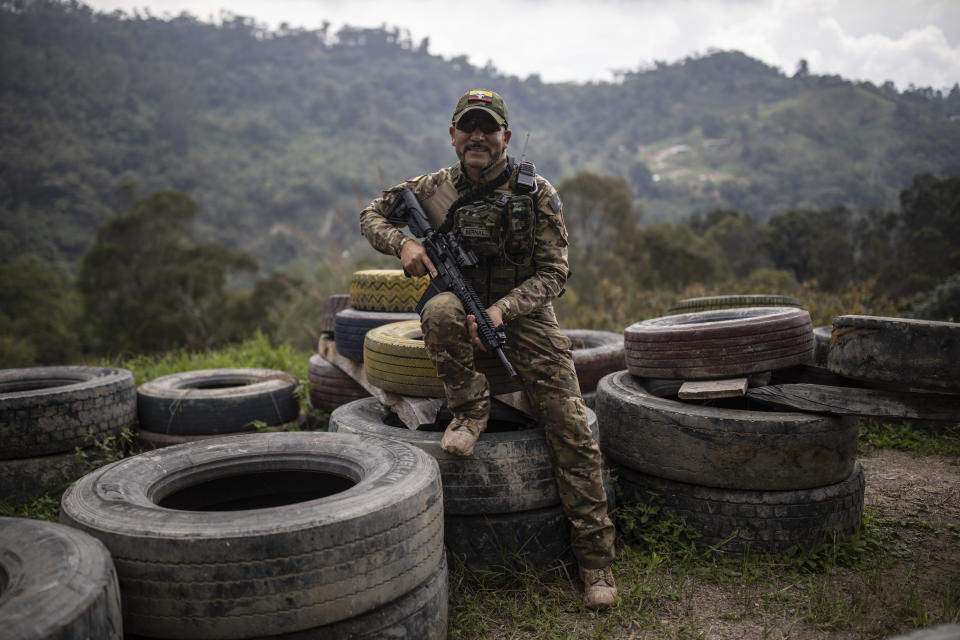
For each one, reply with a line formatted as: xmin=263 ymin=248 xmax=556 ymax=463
xmin=84 ymin=0 xmax=960 ymax=91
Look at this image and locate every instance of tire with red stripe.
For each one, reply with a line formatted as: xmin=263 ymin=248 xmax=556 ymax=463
xmin=624 ymin=307 xmax=813 ymax=379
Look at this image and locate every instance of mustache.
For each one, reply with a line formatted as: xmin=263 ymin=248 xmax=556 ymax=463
xmin=466 ymin=143 xmax=490 ymax=152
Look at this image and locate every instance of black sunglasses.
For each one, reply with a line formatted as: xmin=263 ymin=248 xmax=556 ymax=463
xmin=455 ymin=115 xmax=502 ymax=134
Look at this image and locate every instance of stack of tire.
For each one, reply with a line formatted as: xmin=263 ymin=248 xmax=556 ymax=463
xmin=307 ymin=271 xmax=429 ymax=415
xmin=339 ymin=324 xmax=623 ymax=569
xmin=333 ymin=270 xmax=626 ymax=569
xmin=335 ymin=270 xmax=428 ymax=362
xmin=596 ymin=306 xmax=866 ymax=556
xmin=135 ymin=368 xmax=300 ymax=449
xmin=329 ymin=397 xmax=605 ymax=571
xmin=308 ymin=292 xmax=369 ymax=416
xmin=0 ymin=366 xmax=137 ymax=504
xmin=59 ymin=431 xmax=448 ymax=639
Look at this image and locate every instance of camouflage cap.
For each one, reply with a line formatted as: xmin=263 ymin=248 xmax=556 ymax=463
xmin=452 ymin=89 xmax=508 ymax=127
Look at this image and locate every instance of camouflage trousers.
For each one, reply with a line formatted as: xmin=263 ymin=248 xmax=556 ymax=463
xmin=420 ymin=292 xmax=616 ymax=568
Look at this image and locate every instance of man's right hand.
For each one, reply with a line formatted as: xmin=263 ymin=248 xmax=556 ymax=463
xmin=400 ymin=239 xmax=438 ymax=278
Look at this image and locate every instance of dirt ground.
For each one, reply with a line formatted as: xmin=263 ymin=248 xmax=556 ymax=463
xmin=645 ymin=449 xmax=960 ymax=640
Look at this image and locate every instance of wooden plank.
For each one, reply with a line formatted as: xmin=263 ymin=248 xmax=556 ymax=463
xmin=678 ymin=377 xmax=748 ymax=400
xmin=318 ymin=337 xmax=532 ymax=428
xmin=745 ymin=383 xmax=960 ymax=422
xmin=318 ymin=337 xmax=444 ymax=429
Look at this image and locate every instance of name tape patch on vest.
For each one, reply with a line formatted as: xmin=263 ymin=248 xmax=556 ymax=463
xmin=461 ymin=226 xmax=492 ymax=238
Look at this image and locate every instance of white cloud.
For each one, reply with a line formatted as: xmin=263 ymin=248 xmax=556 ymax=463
xmin=83 ymin=0 xmax=960 ymax=90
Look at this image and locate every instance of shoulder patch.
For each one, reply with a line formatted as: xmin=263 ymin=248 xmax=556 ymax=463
xmin=549 ymin=193 xmax=562 ymax=213
xmin=407 ymin=175 xmax=424 ymax=183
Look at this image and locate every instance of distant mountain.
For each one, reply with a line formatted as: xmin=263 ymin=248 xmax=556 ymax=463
xmin=2 ymin=0 xmax=959 ymax=271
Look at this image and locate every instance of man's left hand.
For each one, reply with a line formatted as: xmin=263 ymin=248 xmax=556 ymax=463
xmin=466 ymin=306 xmax=503 ymax=351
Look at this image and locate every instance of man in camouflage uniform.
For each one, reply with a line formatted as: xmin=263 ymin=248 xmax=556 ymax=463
xmin=359 ymin=89 xmax=617 ymax=608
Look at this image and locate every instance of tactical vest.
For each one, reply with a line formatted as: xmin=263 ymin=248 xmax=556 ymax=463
xmin=452 ymin=182 xmax=538 ymax=306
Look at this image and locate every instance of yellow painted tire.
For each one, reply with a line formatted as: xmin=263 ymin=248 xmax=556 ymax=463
xmin=363 ymin=320 xmax=523 ymax=397
xmin=349 ymin=270 xmax=430 ymax=312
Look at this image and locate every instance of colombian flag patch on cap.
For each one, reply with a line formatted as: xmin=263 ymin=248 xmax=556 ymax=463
xmin=467 ymin=90 xmax=493 ymax=103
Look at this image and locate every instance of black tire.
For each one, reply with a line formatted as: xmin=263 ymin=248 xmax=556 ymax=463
xmin=0 ymin=516 xmax=123 ymax=639
xmin=0 ymin=449 xmax=89 ymax=504
xmin=443 ymin=471 xmax=616 ymax=572
xmin=563 ymin=329 xmax=626 ymax=393
xmin=811 ymin=325 xmax=833 ymax=367
xmin=329 ymin=397 xmax=600 ymax=515
xmin=667 ymin=294 xmax=802 ymax=314
xmin=126 ymin=557 xmax=449 ymax=640
xmin=266 ymin=554 xmax=447 ymax=640
xmin=596 ymin=371 xmax=856 ymax=491
xmin=59 ymin=431 xmax=444 ymax=639
xmin=615 ymin=460 xmax=865 ymax=557
xmin=307 ymin=354 xmax=369 ymax=414
xmin=319 ymin=294 xmax=351 ymax=334
xmin=0 ymin=366 xmax=136 ymax=459
xmin=349 ymin=269 xmax=430 ymax=312
xmin=136 ymin=368 xmax=299 ymax=436
xmin=624 ymin=307 xmax=814 ymax=379
xmin=444 ymin=505 xmax=574 ymax=571
xmin=827 ymin=315 xmax=960 ymax=392
xmin=334 ymin=308 xmax=419 ymax=362
xmin=362 ymin=319 xmax=522 ymax=398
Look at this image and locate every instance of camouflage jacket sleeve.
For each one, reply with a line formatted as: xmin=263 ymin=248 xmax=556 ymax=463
xmin=359 ymin=184 xmax=409 ymax=258
xmin=493 ymin=177 xmax=570 ymax=322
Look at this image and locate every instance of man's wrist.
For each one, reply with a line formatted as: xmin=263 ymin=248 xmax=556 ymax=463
xmin=493 ymin=300 xmax=512 ymax=323
xmin=395 ymin=236 xmax=411 ymax=257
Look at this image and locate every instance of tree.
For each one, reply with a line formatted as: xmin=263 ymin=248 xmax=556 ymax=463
xmin=0 ymin=259 xmax=81 ymax=367
xmin=695 ymin=209 xmax=772 ymax=278
xmin=78 ymin=190 xmax=258 ymax=355
xmin=893 ymin=174 xmax=960 ymax=295
xmin=762 ymin=207 xmax=855 ymax=290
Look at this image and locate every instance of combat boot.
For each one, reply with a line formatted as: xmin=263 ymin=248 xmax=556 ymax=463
xmin=440 ymin=414 xmax=488 ymax=457
xmin=580 ymin=564 xmax=617 ymax=609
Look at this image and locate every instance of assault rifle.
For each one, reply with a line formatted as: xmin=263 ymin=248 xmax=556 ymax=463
xmin=385 ymin=187 xmax=518 ymax=379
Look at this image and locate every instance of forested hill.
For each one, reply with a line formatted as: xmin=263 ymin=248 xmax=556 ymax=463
xmin=2 ymin=0 xmax=960 ymax=271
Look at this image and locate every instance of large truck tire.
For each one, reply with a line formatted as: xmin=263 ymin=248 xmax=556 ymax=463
xmin=0 ymin=366 xmax=136 ymax=459
xmin=827 ymin=315 xmax=960 ymax=392
xmin=136 ymin=368 xmax=299 ymax=436
xmin=329 ymin=397 xmax=603 ymax=514
xmin=624 ymin=307 xmax=814 ymax=379
xmin=0 ymin=516 xmax=123 ymax=639
xmin=334 ymin=308 xmax=419 ymax=362
xmin=615 ymin=461 xmax=865 ymax=557
xmin=349 ymin=269 xmax=429 ymax=313
xmin=307 ymin=354 xmax=369 ymax=414
xmin=362 ymin=320 xmax=522 ymax=397
xmin=59 ymin=432 xmax=443 ymax=639
xmin=596 ymin=371 xmax=856 ymax=491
